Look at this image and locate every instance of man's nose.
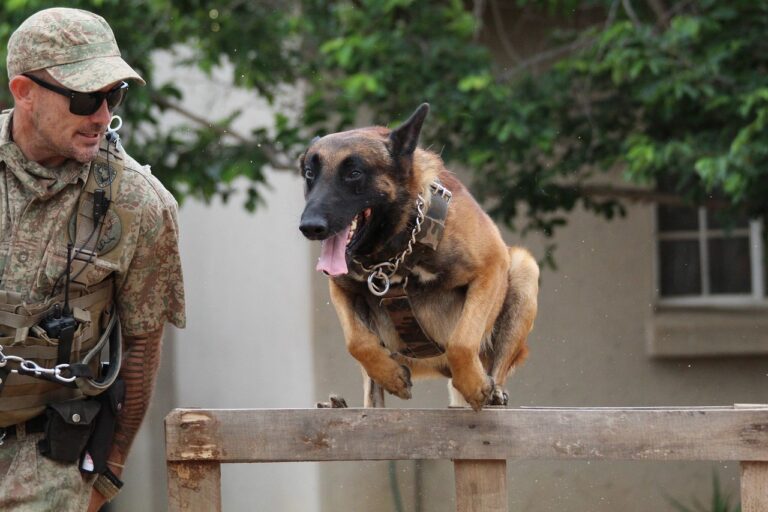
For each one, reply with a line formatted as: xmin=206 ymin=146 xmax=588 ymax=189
xmin=89 ymin=99 xmax=111 ymax=126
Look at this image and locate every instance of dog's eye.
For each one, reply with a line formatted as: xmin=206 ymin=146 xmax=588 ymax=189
xmin=346 ymin=169 xmax=362 ymax=181
xmin=304 ymin=168 xmax=315 ymax=180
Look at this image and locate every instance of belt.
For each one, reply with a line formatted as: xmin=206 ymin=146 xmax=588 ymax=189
xmin=1 ymin=414 xmax=47 ymax=440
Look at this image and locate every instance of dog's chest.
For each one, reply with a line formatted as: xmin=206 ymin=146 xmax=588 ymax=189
xmin=357 ymin=279 xmax=464 ymax=351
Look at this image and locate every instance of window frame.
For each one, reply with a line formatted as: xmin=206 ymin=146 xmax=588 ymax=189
xmin=654 ymin=206 xmax=766 ymax=308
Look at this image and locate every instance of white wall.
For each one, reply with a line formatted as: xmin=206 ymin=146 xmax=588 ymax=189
xmin=176 ymin=172 xmax=319 ymax=512
xmin=115 ymin=171 xmax=320 ymax=512
xmin=113 ymin=50 xmax=319 ymax=512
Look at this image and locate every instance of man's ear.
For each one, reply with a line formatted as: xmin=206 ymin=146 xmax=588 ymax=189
xmin=9 ymin=75 xmax=35 ymax=111
xmin=389 ymin=103 xmax=430 ymax=158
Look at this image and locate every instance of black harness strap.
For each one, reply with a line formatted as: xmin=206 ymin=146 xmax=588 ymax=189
xmin=377 ymin=183 xmax=451 ymax=359
xmin=379 ymin=284 xmax=445 ymax=358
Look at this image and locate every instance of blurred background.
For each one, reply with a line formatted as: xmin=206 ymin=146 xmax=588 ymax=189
xmin=2 ymin=1 xmax=767 ymax=510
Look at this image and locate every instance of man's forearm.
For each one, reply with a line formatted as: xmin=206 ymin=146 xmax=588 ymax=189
xmin=110 ymin=327 xmax=165 ymax=463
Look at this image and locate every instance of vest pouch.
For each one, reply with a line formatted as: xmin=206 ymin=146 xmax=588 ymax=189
xmin=38 ymin=399 xmax=101 ymax=463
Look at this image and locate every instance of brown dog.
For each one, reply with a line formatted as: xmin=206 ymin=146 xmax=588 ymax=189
xmin=299 ymin=104 xmax=538 ymax=410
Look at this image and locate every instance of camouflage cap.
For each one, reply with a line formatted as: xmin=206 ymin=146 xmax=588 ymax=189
xmin=7 ymin=8 xmax=145 ymax=93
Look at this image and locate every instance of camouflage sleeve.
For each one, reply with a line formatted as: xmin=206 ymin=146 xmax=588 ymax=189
xmin=116 ymin=177 xmax=186 ymax=336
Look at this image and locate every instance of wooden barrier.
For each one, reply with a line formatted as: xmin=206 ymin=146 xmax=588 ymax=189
xmin=165 ymin=405 xmax=768 ymax=511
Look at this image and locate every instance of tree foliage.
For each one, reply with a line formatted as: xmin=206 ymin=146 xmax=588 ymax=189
xmin=0 ymin=0 xmax=765 ymax=237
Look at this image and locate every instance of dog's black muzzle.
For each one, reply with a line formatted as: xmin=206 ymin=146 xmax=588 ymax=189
xmin=299 ymin=212 xmax=330 ymax=240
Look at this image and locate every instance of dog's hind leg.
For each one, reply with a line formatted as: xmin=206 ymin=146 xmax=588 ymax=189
xmin=487 ymin=247 xmax=539 ymax=404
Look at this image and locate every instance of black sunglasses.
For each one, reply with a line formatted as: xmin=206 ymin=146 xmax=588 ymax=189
xmin=23 ymin=73 xmax=128 ymax=116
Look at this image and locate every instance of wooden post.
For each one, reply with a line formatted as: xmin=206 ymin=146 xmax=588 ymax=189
xmin=167 ymin=460 xmax=222 ymax=512
xmin=454 ymin=459 xmax=507 ymax=512
xmin=741 ymin=462 xmax=768 ymax=512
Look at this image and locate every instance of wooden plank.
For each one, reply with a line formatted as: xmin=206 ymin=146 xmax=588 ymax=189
xmin=165 ymin=407 xmax=768 ymax=463
xmin=454 ymin=460 xmax=507 ymax=512
xmin=167 ymin=461 xmax=221 ymax=512
xmin=741 ymin=462 xmax=768 ymax=512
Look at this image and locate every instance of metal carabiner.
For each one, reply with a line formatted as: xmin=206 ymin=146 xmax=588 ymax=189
xmin=53 ymin=364 xmax=77 ymax=383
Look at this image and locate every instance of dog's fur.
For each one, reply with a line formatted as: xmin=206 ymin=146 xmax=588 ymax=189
xmin=299 ymin=104 xmax=538 ymax=410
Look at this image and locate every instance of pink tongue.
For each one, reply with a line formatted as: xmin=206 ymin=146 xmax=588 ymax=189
xmin=316 ymin=225 xmax=350 ymax=276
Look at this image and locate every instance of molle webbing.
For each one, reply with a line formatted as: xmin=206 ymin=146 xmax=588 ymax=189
xmin=0 ymin=273 xmax=115 ymax=427
xmin=0 ymin=279 xmax=113 ymax=329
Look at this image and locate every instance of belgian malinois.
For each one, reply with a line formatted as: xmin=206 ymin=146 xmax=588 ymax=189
xmin=299 ymin=103 xmax=538 ymax=410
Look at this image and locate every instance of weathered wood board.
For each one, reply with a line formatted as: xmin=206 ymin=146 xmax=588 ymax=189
xmin=165 ymin=406 xmax=768 ymax=463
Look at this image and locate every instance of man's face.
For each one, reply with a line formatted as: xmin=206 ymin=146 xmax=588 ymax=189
xmin=28 ymin=73 xmax=116 ymax=165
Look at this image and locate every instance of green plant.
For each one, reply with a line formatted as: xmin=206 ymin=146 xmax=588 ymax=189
xmin=667 ymin=473 xmax=741 ymax=512
xmin=1 ymin=1 xmax=765 ymax=241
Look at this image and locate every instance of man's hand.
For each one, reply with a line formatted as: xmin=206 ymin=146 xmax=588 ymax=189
xmin=87 ymin=487 xmax=107 ymax=512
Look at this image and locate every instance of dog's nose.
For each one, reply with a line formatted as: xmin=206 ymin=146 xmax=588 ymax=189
xmin=299 ymin=217 xmax=329 ymax=240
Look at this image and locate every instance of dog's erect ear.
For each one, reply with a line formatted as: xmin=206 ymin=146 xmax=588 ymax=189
xmin=389 ymin=103 xmax=430 ymax=158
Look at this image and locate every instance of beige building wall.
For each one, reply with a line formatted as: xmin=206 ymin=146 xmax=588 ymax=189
xmin=311 ymin=197 xmax=767 ymax=511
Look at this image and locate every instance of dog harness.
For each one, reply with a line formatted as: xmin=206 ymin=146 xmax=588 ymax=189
xmin=353 ymin=181 xmax=452 ymax=359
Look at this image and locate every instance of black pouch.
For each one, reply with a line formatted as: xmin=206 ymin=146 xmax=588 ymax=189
xmin=82 ymin=378 xmax=125 ymax=474
xmin=38 ymin=399 xmax=102 ymax=463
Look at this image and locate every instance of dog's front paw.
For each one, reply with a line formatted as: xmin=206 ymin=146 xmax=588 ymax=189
xmin=454 ymin=374 xmax=493 ymax=411
xmin=378 ymin=362 xmax=412 ymax=400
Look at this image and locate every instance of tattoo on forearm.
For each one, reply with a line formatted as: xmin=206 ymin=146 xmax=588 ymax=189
xmin=112 ymin=328 xmax=164 ymax=458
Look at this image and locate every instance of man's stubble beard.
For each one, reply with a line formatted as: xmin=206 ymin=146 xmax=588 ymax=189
xmin=32 ymin=109 xmax=101 ymax=164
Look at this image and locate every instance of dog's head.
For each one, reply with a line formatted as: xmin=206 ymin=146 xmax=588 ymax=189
xmin=299 ymin=103 xmax=430 ymax=276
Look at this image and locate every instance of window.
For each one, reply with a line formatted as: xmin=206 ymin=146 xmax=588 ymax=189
xmin=648 ymin=205 xmax=768 ymax=358
xmin=656 ymin=205 xmax=766 ymax=307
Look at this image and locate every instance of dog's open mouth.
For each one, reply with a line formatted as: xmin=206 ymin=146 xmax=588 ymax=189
xmin=316 ymin=208 xmax=372 ymax=276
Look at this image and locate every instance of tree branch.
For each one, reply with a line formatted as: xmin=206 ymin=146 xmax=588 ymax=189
xmin=621 ymin=0 xmax=642 ymax=30
xmin=150 ymin=92 xmax=295 ymax=171
xmin=500 ymin=35 xmax=596 ymax=81
xmin=473 ymin=0 xmax=486 ymax=41
xmin=578 ymin=184 xmax=730 ymax=209
xmin=645 ymin=0 xmax=670 ymax=28
xmin=489 ymin=0 xmax=521 ymax=64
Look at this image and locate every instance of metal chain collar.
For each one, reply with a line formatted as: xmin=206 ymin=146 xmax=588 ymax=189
xmin=0 ymin=345 xmax=77 ymax=384
xmin=354 ymin=181 xmax=452 ymax=297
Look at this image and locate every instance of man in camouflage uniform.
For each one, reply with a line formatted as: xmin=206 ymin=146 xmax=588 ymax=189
xmin=0 ymin=8 xmax=185 ymax=511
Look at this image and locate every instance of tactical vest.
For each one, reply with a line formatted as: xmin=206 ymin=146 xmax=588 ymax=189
xmin=0 ymin=123 xmax=134 ymax=427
